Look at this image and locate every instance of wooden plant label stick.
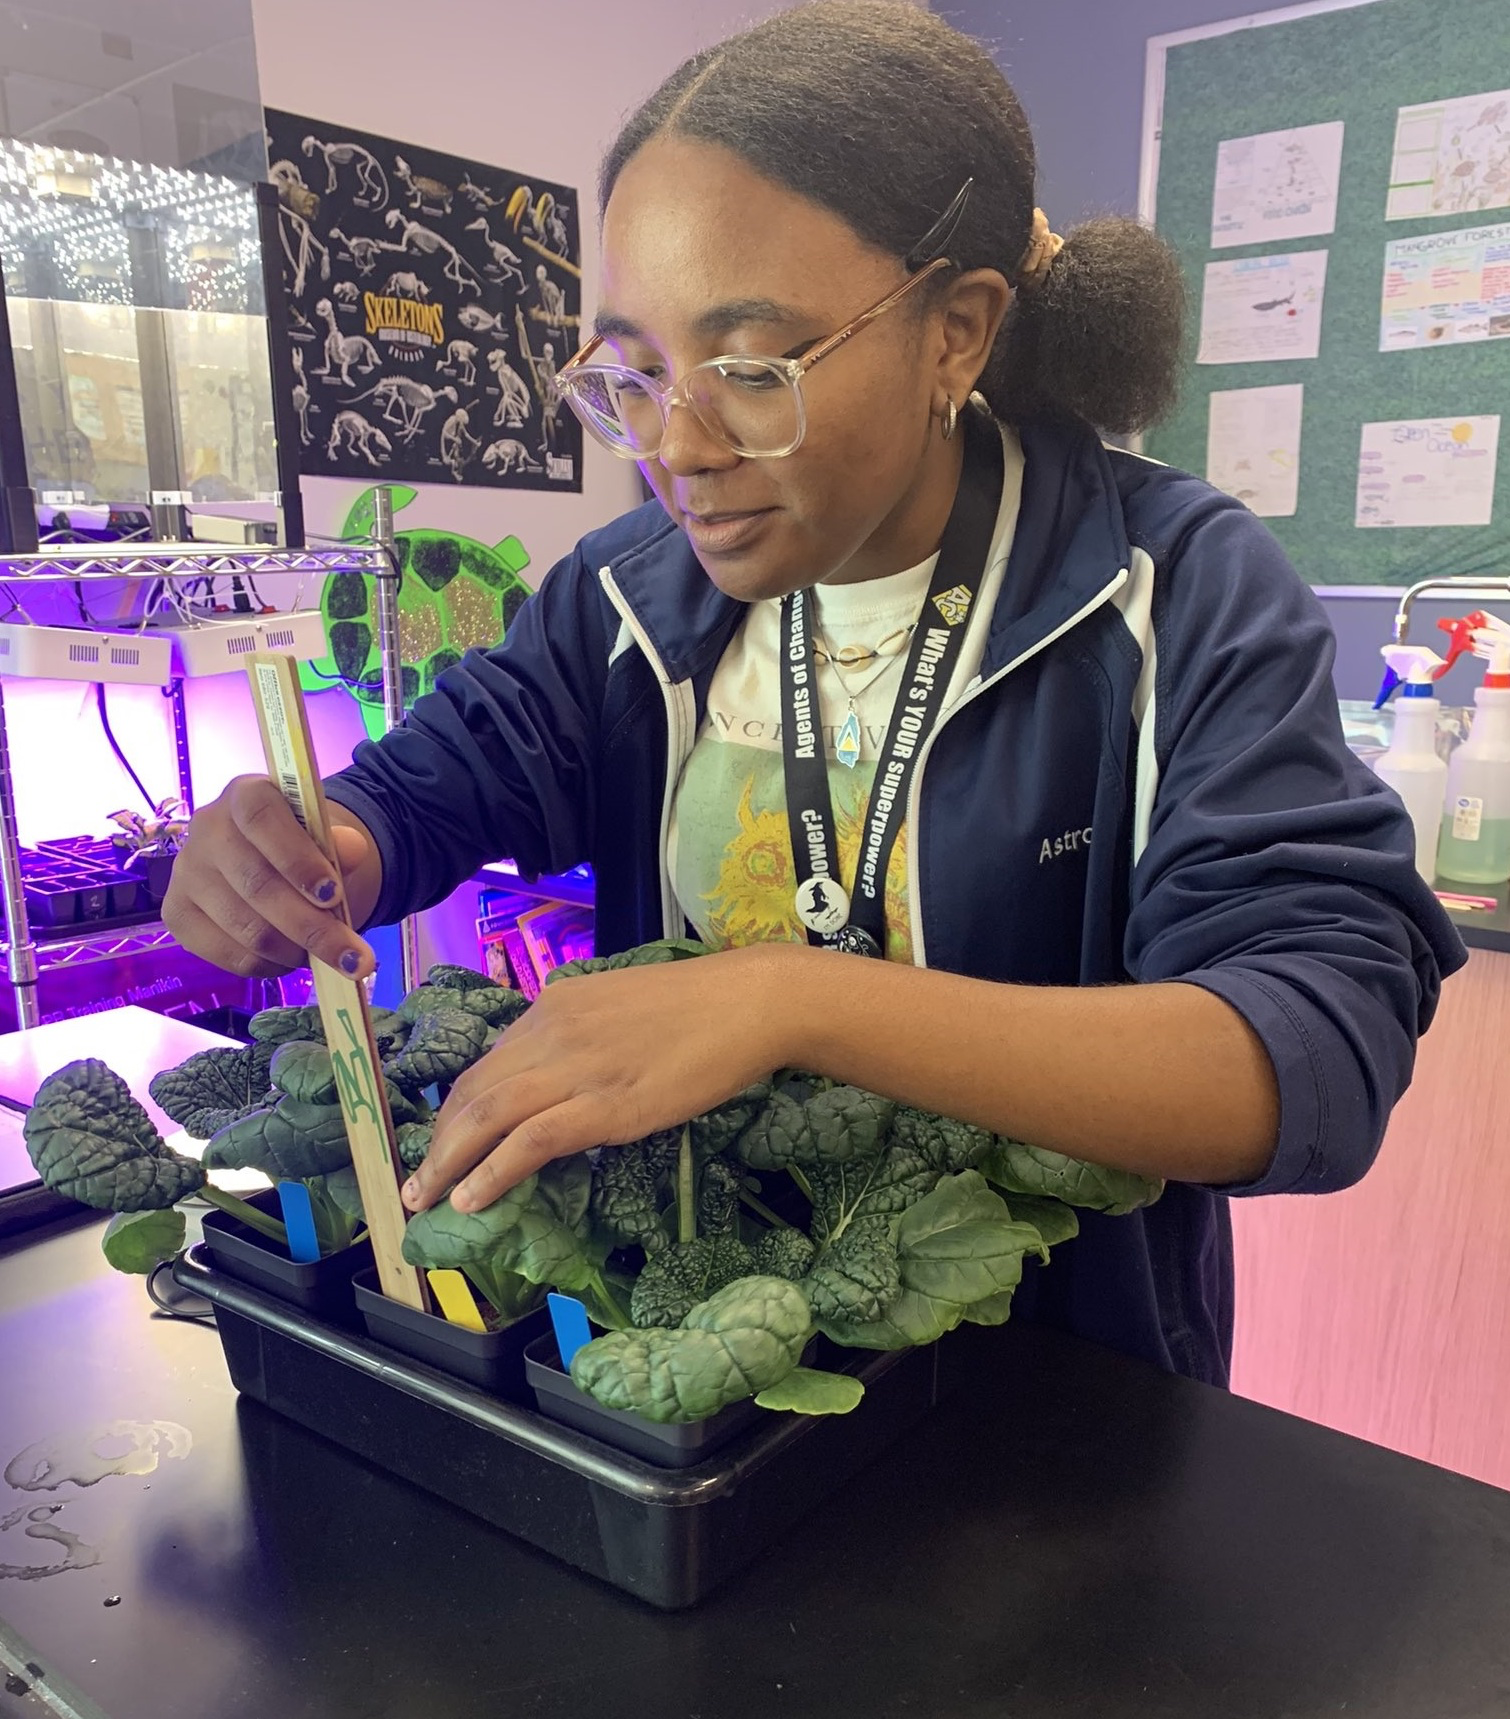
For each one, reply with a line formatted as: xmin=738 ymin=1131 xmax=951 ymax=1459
xmin=246 ymin=652 xmax=428 ymax=1311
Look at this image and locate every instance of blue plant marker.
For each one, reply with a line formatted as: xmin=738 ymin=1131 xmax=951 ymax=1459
xmin=277 ymin=1180 xmax=321 ymax=1264
xmin=547 ymin=1293 xmax=593 ymax=1370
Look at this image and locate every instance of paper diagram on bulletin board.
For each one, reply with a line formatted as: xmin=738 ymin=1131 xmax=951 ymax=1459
xmin=265 ymin=110 xmax=583 ymax=494
xmin=1140 ymin=0 xmax=1510 ymax=586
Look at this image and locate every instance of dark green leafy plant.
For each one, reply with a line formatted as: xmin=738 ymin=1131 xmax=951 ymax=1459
xmin=147 ymin=1042 xmax=276 ymax=1140
xmin=980 ymin=1140 xmax=1163 ymax=1216
xmin=383 ymin=1006 xmax=490 ymax=1093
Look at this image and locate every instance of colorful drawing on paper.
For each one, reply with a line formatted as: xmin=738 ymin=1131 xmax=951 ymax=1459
xmin=1386 ymin=88 xmax=1510 ymax=221
xmin=303 ymin=486 xmax=533 ymax=742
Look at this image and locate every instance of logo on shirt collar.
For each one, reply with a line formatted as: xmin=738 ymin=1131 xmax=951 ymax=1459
xmin=932 ymin=584 xmax=973 ymax=626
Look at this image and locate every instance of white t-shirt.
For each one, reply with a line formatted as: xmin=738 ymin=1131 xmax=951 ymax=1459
xmin=667 ymin=423 xmax=1024 ymax=962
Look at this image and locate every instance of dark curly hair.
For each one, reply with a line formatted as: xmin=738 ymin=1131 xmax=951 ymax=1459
xmin=600 ymin=1 xmax=1184 ymax=435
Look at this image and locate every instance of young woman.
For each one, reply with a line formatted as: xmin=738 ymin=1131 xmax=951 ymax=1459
xmin=165 ymin=3 xmax=1461 ymax=1385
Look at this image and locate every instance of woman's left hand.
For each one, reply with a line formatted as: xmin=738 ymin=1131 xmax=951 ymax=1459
xmin=400 ymin=943 xmax=800 ymax=1215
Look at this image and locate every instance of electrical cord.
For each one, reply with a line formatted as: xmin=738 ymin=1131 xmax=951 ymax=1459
xmin=94 ymin=683 xmax=159 ymax=813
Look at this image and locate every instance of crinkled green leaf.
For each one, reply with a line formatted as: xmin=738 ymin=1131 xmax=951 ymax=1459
xmin=534 ymin=1153 xmax=592 ymax=1235
xmin=423 ymin=966 xmax=531 ymax=1028
xmin=755 ymin=1367 xmax=865 ymax=1415
xmin=590 ymin=1140 xmax=671 ymax=1251
xmin=201 ymin=1098 xmax=351 ymax=1180
xmin=803 ymin=1214 xmax=901 ymax=1324
xmin=819 ymin=1172 xmax=1042 ymax=1350
xmin=102 ymin=1206 xmax=186 ymax=1273
xmin=891 ymin=1106 xmax=995 ymax=1175
xmin=736 ymin=1077 xmax=887 ymax=1170
xmin=395 ymin=1121 xmax=433 ymax=1172
xmin=696 ymin=1156 xmax=744 ymax=1236
xmin=807 ymin=1141 xmax=939 ymax=1243
xmin=570 ymin=1275 xmax=809 ymax=1422
xmin=400 ymin=982 xmax=525 ymax=1030
xmin=749 ymin=1226 xmax=816 ymax=1281
xmin=25 ymin=1061 xmax=206 ymax=1211
xmin=248 ymin=1004 xmax=324 ymax=1046
xmin=369 ymin=1007 xmax=408 ymax=1054
xmin=689 ymin=1082 xmax=771 ymax=1160
xmin=630 ymin=1235 xmax=755 ymax=1328
xmin=269 ymin=1041 xmax=337 ymax=1105
xmin=147 ymin=1042 xmax=277 ymax=1140
xmin=383 ymin=1006 xmax=489 ymax=1092
xmin=981 ymin=1140 xmax=1163 ymax=1215
xmin=401 ymin=1178 xmax=541 ymax=1272
xmin=385 ymin=1082 xmax=430 ymax=1128
xmin=426 ymin=962 xmax=500 ymax=993
xmin=547 ymin=937 xmax=707 ymax=984
xmin=1001 ymin=1193 xmax=1080 ymax=1250
xmin=735 ymin=1087 xmax=810 ymax=1171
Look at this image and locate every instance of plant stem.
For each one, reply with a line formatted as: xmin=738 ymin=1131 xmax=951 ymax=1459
xmin=201 ymin=1184 xmax=288 ymax=1245
xmin=677 ymin=1125 xmax=696 ymax=1246
xmin=739 ymin=1188 xmax=792 ymax=1230
xmin=788 ymin=1165 xmax=816 ymax=1205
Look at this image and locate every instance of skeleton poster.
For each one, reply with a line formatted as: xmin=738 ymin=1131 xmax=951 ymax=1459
xmin=265 ymin=110 xmax=583 ymax=492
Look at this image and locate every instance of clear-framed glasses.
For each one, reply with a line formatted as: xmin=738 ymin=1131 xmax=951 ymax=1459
xmin=552 ymin=180 xmax=974 ymax=461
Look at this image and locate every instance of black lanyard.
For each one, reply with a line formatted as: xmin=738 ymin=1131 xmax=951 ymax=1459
xmin=779 ymin=410 xmax=1003 ymax=957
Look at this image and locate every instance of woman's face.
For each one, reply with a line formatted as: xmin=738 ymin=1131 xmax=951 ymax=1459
xmin=597 ymin=135 xmax=953 ymax=602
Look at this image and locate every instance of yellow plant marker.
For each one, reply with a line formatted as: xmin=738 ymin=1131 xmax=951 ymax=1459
xmin=427 ymin=1269 xmax=486 ymax=1332
xmin=245 ymin=652 xmax=429 ymax=1313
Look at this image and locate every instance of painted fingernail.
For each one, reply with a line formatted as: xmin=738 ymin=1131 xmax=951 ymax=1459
xmin=339 ymin=949 xmax=362 ymax=976
xmin=402 ymin=1178 xmax=420 ymax=1205
xmin=313 ymin=878 xmax=338 ymax=904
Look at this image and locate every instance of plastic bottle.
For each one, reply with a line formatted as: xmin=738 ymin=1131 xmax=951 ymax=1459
xmin=1372 ymin=645 xmax=1448 ymax=883
xmin=1436 ymin=631 xmax=1510 ymax=885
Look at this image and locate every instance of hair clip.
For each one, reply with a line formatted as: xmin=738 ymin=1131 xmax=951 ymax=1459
xmin=904 ymin=177 xmax=974 ymax=272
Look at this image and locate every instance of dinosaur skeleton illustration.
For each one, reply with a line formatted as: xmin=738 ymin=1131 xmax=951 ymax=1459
xmin=301 ymin=136 xmax=389 ymax=209
xmin=458 ymin=173 xmax=506 ymax=210
xmin=515 ymin=308 xmax=564 ymax=457
xmin=332 ymin=280 xmax=360 ymax=307
xmin=394 ymin=156 xmax=454 ymax=216
xmin=534 ymin=264 xmax=568 ymax=334
xmin=439 ymin=405 xmax=481 ymax=480
xmin=465 ymin=218 xmax=526 ymax=290
xmin=457 ymin=304 xmax=508 ymax=337
xmin=384 ymin=211 xmax=481 ymax=294
xmin=482 ymin=437 xmax=542 ymax=474
xmin=329 ymin=227 xmax=384 ymax=276
xmin=532 ymin=189 xmax=572 ymax=254
xmin=485 ymin=347 xmax=532 ymax=427
xmin=441 ymin=340 xmax=479 ymax=387
xmin=288 ymin=304 xmax=316 ymax=340
xmin=381 ymin=270 xmax=431 ymax=300
xmin=276 ymin=204 xmax=330 ymax=298
xmin=327 ymin=410 xmax=392 ymax=465
xmin=314 ymin=298 xmax=381 ymax=386
xmin=346 ymin=376 xmax=459 ymax=444
xmin=291 ymin=347 xmax=317 ymax=445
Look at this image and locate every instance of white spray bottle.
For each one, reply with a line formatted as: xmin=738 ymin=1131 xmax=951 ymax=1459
xmin=1437 ymin=624 xmax=1510 ymax=886
xmin=1373 ymin=645 xmax=1448 ymax=883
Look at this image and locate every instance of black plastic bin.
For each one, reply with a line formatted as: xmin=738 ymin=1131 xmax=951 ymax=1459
xmin=199 ymin=1188 xmax=373 ymax=1324
xmin=174 ymin=1243 xmax=945 ymax=1609
xmin=353 ymin=1266 xmax=549 ymax=1397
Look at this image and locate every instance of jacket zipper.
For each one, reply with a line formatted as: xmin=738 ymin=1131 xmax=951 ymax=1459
xmin=905 ymin=567 xmax=1130 ymax=968
xmin=598 ymin=565 xmax=693 ymax=937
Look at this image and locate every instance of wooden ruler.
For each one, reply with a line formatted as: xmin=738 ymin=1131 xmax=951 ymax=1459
xmin=246 ymin=652 xmax=428 ymax=1311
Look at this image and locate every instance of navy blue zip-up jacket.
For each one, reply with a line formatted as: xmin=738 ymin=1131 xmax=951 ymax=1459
xmin=327 ymin=418 xmax=1464 ymax=1387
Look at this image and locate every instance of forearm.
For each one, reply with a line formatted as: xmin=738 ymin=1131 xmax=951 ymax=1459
xmin=749 ymin=945 xmax=1280 ymax=1185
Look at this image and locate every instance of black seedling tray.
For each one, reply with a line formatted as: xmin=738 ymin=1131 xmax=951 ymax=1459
xmin=526 ymin=1331 xmax=778 ymax=1467
xmin=353 ymin=1266 xmax=550 ymax=1397
xmin=174 ymin=1243 xmax=948 ymax=1609
xmin=200 ymin=1190 xmax=373 ymax=1324
xmin=22 ymin=842 xmax=153 ymax=930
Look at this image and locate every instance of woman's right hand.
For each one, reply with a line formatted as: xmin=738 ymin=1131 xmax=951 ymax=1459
xmin=162 ymin=776 xmax=380 ymax=980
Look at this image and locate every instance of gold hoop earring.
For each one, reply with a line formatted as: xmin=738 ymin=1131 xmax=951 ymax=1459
xmin=941 ymin=398 xmax=958 ymax=441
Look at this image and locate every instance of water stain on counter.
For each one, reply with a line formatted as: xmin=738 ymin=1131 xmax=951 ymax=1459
xmin=0 ymin=1419 xmax=191 ymax=1583
xmin=4 ymin=1421 xmax=192 ymax=1493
